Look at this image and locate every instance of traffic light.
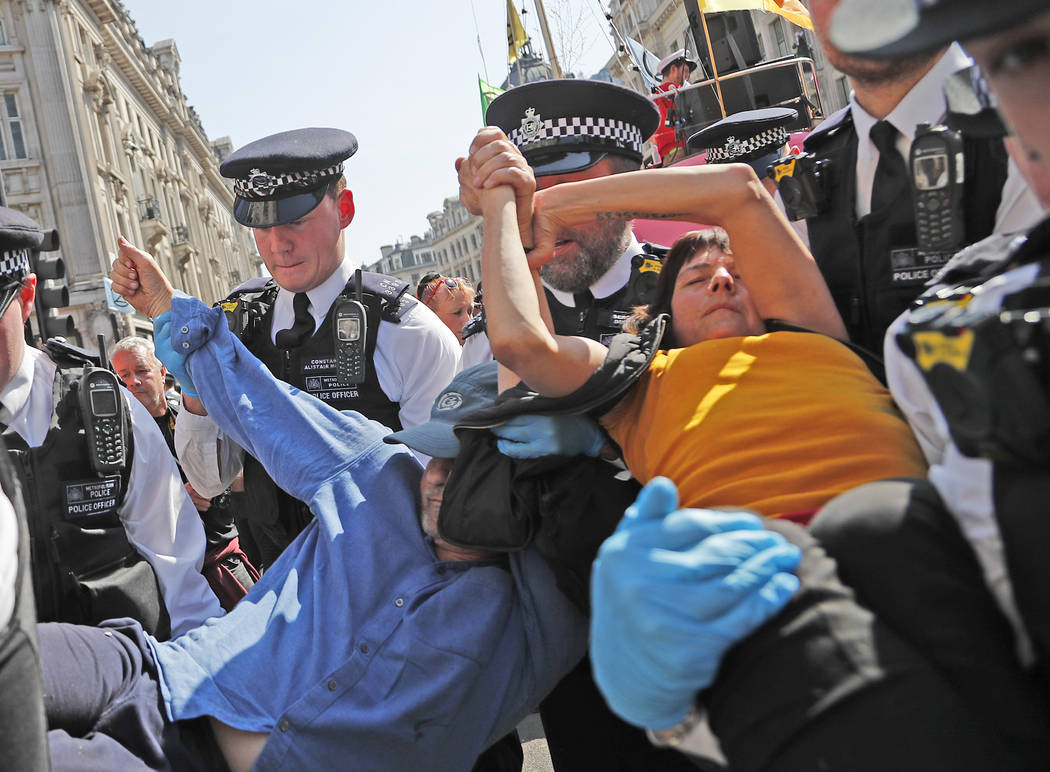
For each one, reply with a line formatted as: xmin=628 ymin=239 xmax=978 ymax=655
xmin=30 ymin=228 xmax=75 ymax=342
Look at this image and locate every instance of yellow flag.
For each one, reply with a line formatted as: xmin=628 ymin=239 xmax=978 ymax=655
xmin=507 ymin=0 xmax=529 ymax=63
xmin=698 ymin=0 xmax=813 ymax=31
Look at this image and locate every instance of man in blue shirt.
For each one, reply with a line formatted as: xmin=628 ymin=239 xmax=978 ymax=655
xmin=38 ymin=241 xmax=587 ymax=770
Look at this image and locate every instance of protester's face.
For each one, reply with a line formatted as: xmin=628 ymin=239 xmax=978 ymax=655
xmin=670 ymin=248 xmax=764 ymax=346
xmin=535 ymin=158 xmax=633 ymax=293
xmin=965 ymin=12 xmax=1050 ymax=177
xmin=252 ymin=191 xmax=348 ymax=293
xmin=0 ymin=276 xmax=33 ymax=392
xmin=428 ymin=286 xmax=475 ymax=345
xmin=111 ymin=348 xmax=168 ymax=417
xmin=808 ymin=0 xmax=939 ymax=86
xmin=419 ymin=456 xmax=454 ymax=540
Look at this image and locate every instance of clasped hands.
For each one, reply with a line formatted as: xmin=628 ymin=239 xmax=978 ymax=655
xmin=456 ymin=127 xmax=574 ymax=271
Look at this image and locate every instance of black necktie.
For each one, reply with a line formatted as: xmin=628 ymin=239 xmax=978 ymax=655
xmin=869 ymin=120 xmax=908 ymax=217
xmin=275 ymin=292 xmax=314 ymax=349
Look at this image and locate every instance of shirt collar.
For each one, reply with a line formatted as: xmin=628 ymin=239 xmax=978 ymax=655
xmin=0 ymin=345 xmax=37 ymax=419
xmin=544 ymin=234 xmax=644 ymax=308
xmin=275 ymin=257 xmax=355 ymax=326
xmin=850 ymin=43 xmax=971 ymax=142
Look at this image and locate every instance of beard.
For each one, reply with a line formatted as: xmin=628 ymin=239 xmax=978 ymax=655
xmin=822 ymin=39 xmax=940 ymax=90
xmin=540 ymin=218 xmax=633 ymax=293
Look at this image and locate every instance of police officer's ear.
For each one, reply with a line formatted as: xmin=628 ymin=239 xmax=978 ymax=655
xmin=18 ymin=274 xmax=36 ymax=322
xmin=337 ymin=189 xmax=355 ymax=228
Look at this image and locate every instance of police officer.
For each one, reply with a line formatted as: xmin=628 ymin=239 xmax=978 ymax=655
xmin=480 ymin=80 xmax=667 ymax=347
xmin=172 ymin=128 xmax=460 ymax=569
xmin=804 ymin=0 xmax=1050 ymax=764
xmin=781 ymin=0 xmax=1043 ymax=352
xmin=111 ymin=336 xmax=258 ymax=611
xmin=689 ymin=107 xmax=811 ymax=244
xmin=0 ymin=208 xmax=222 ymax=639
xmin=460 ymin=81 xmax=700 ymax=772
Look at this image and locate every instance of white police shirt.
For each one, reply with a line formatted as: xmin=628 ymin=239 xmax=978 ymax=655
xmin=175 ymin=256 xmax=461 ymax=494
xmin=0 ymin=346 xmax=223 ymax=635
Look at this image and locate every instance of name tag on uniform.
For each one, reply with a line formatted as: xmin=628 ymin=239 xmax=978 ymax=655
xmin=64 ymin=475 xmax=121 ymax=519
xmin=889 ymin=248 xmax=953 ymax=285
xmin=301 ymin=356 xmax=361 ymax=402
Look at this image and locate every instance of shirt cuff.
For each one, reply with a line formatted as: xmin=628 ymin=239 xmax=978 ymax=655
xmin=170 ymin=292 xmax=226 ymax=355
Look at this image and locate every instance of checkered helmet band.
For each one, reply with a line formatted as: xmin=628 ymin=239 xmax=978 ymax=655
xmin=706 ymin=127 xmax=788 ymax=163
xmin=233 ymin=162 xmax=344 ymax=199
xmin=0 ymin=248 xmax=30 ymax=283
xmin=508 ymin=115 xmax=645 ymax=157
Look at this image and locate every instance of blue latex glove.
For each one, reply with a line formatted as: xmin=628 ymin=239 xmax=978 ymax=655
xmin=152 ymin=312 xmax=199 ymax=398
xmin=491 ymin=414 xmax=605 ymax=459
xmin=590 ymin=477 xmax=802 ymax=731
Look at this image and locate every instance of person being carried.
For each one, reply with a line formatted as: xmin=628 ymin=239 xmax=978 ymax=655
xmin=31 ymin=241 xmax=587 ymax=771
xmin=466 ymin=136 xmax=925 ymax=522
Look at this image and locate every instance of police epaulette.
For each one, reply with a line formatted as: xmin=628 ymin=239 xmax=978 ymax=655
xmin=803 ymin=106 xmax=852 ymax=149
xmin=43 ymin=337 xmax=101 ymax=369
xmin=345 ymin=271 xmax=411 ymax=323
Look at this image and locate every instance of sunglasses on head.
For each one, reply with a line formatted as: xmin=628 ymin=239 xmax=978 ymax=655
xmin=422 ymin=276 xmax=471 ymax=306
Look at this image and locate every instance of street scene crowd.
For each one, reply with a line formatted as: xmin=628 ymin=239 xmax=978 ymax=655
xmin=2 ymin=0 xmax=1050 ymax=769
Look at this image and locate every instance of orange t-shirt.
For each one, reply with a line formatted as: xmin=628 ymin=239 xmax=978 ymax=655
xmin=601 ymin=332 xmax=926 ymax=518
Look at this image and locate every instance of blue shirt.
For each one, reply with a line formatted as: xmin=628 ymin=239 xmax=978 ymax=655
xmin=148 ymin=295 xmax=587 ymax=770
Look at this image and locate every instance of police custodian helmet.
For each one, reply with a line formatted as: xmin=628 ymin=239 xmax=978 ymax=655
xmin=220 ymin=127 xmax=357 ymax=228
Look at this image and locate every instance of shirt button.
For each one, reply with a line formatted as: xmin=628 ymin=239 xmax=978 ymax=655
xmin=394 ymin=597 xmax=404 ymax=608
xmin=327 ymin=680 xmax=338 ymax=691
xmin=181 ymin=342 xmax=190 ymax=349
xmin=180 ymin=326 xmax=189 ymax=333
xmin=278 ymin=720 xmax=289 ymax=732
xmin=360 ymin=643 xmax=369 ymax=654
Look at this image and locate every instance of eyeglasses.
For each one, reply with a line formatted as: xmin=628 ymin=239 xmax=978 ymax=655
xmin=422 ymin=276 xmax=471 ymax=307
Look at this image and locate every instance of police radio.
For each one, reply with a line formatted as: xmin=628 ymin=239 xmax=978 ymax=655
xmin=78 ymin=367 xmax=128 ymax=475
xmin=333 ymin=269 xmax=368 ymax=386
xmin=910 ymin=123 xmax=966 ymax=253
xmin=770 ymin=152 xmax=829 ymax=221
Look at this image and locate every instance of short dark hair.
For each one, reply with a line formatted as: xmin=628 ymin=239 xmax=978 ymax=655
xmin=416 ymin=272 xmax=442 ymax=300
xmin=624 ymin=228 xmax=732 ymax=347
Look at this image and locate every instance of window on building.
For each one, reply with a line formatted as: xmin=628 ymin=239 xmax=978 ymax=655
xmin=838 ymin=75 xmax=851 ymax=104
xmin=0 ymin=18 xmax=8 ymax=46
xmin=0 ymin=93 xmax=28 ymax=160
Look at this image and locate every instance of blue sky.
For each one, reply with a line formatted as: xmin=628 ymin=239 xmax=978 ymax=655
xmin=123 ymin=1 xmax=618 ymax=268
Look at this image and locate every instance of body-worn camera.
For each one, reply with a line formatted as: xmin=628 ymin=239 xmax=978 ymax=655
xmin=770 ymin=152 xmax=829 ymax=221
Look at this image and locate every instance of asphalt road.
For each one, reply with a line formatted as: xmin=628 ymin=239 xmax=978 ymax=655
xmin=518 ymin=713 xmax=554 ymax=772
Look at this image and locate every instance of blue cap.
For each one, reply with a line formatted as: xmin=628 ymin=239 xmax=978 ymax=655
xmin=220 ymin=127 xmax=357 ymax=228
xmin=830 ymin=0 xmax=1046 ymax=59
xmin=486 ymin=79 xmax=660 ymax=177
xmin=688 ymin=107 xmax=797 ymax=177
xmin=385 ymin=361 xmax=498 ymax=458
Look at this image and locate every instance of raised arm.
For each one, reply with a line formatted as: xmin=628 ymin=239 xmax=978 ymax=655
xmin=529 ymin=164 xmax=845 ymax=339
xmin=479 ymin=185 xmax=608 ymax=397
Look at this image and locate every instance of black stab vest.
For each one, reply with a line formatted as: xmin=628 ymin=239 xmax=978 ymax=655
xmin=804 ymin=107 xmax=1007 ymax=352
xmin=544 ymin=244 xmax=667 ymax=343
xmin=219 ymin=272 xmax=411 ymax=566
xmin=3 ymin=366 xmax=170 ymax=638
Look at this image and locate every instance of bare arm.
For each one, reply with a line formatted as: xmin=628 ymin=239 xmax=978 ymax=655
xmin=530 ymin=164 xmax=846 ymax=338
xmin=480 ymin=186 xmax=608 ymax=397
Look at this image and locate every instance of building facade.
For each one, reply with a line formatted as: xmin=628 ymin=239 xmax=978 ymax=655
xmin=369 ymin=196 xmax=483 ymax=295
xmin=0 ymin=0 xmax=259 ymax=348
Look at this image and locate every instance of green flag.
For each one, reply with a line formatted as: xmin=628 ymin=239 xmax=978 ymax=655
xmin=479 ymin=76 xmax=505 ymax=124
